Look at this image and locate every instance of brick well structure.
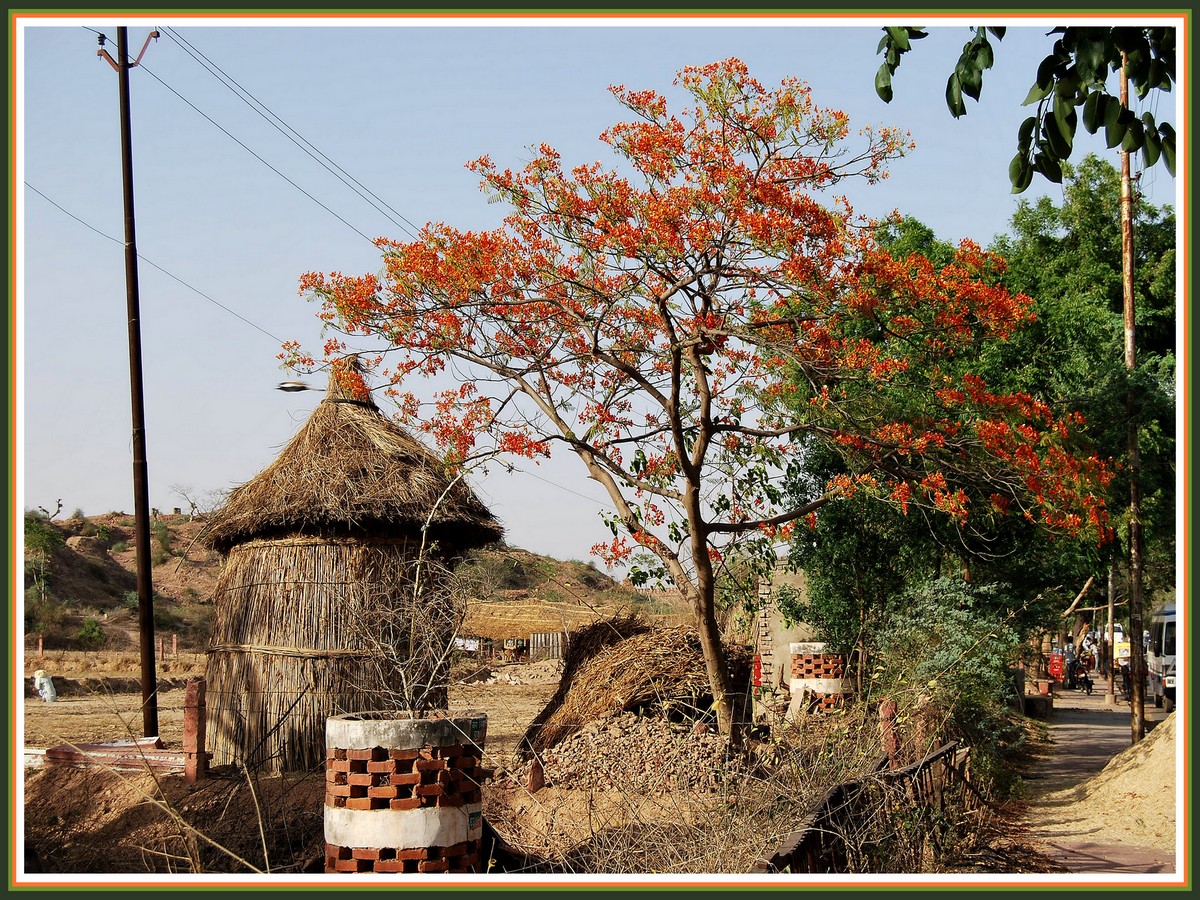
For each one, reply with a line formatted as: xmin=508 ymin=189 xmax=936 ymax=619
xmin=788 ymin=642 xmax=846 ymax=715
xmin=324 ymin=711 xmax=487 ymax=874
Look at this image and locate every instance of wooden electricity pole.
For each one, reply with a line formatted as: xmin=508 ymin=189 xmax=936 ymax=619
xmin=1119 ymin=55 xmax=1146 ymax=744
xmin=99 ymin=27 xmax=160 ymax=738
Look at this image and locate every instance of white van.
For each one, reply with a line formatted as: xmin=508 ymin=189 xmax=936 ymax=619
xmin=1146 ymin=603 xmax=1176 ymax=708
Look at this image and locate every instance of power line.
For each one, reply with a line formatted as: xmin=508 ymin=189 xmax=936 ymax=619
xmin=89 ymin=25 xmax=418 ymax=247
xmin=508 ymin=462 xmax=613 ymax=508
xmin=158 ymin=26 xmax=423 ymax=241
xmin=137 ymin=61 xmax=378 ymax=246
xmin=26 ymin=182 xmax=288 ymax=345
xmin=26 ymin=191 xmax=621 ymax=493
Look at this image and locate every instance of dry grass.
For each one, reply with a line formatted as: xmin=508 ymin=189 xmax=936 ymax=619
xmin=205 ymin=536 xmax=469 ymax=772
xmin=23 ymin=650 xmax=208 ymax=680
xmin=463 ymin=599 xmax=629 ymax=642
xmin=486 ymin=703 xmax=894 ymax=874
xmin=519 ymin=617 xmax=751 ymax=757
xmin=198 ymin=365 xmax=504 ymax=774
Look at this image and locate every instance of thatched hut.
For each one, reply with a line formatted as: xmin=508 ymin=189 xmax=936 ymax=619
xmin=202 ymin=369 xmax=502 ymax=772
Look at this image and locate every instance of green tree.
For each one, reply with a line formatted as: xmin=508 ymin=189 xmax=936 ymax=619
xmin=990 ymin=155 xmax=1176 ymax=605
xmin=787 ymin=157 xmax=1174 ymax=680
xmin=874 ymin=25 xmax=1177 ymax=191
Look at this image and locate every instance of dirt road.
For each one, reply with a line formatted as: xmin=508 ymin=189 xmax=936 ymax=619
xmin=1018 ymin=682 xmax=1178 ymax=875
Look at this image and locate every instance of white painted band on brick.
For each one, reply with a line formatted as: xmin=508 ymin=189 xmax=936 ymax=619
xmin=792 ymin=678 xmax=845 ymax=694
xmin=789 ymin=642 xmax=827 ymax=655
xmin=326 ymin=712 xmax=487 ymax=751
xmin=324 ymin=802 xmax=483 ymax=849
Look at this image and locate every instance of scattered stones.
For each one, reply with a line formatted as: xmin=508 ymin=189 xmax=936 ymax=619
xmin=455 ymin=659 xmax=564 ymax=687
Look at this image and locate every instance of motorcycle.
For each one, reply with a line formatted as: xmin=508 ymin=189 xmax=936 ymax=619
xmin=1066 ymin=658 xmax=1093 ymax=694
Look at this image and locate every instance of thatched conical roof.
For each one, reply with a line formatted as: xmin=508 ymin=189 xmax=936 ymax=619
xmin=203 ymin=373 xmax=503 ymax=554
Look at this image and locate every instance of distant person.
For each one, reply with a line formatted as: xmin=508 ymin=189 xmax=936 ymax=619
xmin=33 ymin=669 xmax=56 ymax=702
xmin=1081 ymin=632 xmax=1098 ymax=670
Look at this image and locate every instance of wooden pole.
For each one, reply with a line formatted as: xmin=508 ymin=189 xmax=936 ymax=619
xmin=1120 ymin=56 xmax=1146 ymax=743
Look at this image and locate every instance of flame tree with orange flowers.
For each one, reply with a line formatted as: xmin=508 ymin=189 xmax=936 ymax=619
xmin=289 ymin=60 xmax=1114 ymax=742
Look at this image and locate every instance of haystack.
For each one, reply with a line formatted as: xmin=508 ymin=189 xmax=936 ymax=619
xmin=517 ymin=617 xmax=752 ymax=759
xmin=202 ymin=368 xmax=502 ymax=772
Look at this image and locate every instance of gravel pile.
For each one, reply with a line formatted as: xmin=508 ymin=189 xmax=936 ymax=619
xmin=509 ymin=711 xmax=746 ymax=794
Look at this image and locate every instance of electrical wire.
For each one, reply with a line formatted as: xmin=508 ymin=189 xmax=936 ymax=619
xmin=508 ymin=462 xmax=613 ymax=508
xmin=25 ymin=182 xmax=288 ymax=346
xmin=158 ymin=26 xmax=423 ymax=241
xmin=27 ymin=182 xmax=618 ymax=516
xmin=137 ymin=61 xmax=378 ymax=246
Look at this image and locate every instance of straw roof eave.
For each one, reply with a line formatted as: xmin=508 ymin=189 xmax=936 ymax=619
xmin=203 ymin=395 xmax=502 ymax=553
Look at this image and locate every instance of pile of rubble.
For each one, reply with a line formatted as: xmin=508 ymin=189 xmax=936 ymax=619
xmin=455 ymin=658 xmax=564 ymax=686
xmin=506 ymin=711 xmax=746 ymax=794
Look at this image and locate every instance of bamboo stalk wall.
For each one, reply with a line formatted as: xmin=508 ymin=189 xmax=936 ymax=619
xmin=206 ymin=535 xmax=459 ymax=772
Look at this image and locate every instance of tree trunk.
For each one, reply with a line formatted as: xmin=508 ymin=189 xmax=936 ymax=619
xmin=688 ymin=569 xmax=742 ymax=743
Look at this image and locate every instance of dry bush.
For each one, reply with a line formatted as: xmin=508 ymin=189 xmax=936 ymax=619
xmin=482 ymin=701 xmax=896 ymax=875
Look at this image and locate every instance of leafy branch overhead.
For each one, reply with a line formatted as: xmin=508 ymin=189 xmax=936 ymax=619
xmin=875 ymin=25 xmax=1176 ymax=191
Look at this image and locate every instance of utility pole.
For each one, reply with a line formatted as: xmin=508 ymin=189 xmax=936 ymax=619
xmin=1119 ymin=54 xmax=1146 ymax=744
xmin=1105 ymin=566 xmax=1116 ymax=705
xmin=99 ymin=27 xmax=160 ymax=738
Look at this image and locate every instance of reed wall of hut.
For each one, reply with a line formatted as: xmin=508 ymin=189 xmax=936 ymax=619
xmin=206 ymin=534 xmax=468 ymax=772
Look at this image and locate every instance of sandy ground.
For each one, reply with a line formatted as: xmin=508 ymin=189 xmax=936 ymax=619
xmin=1015 ymin=685 xmax=1178 ymax=874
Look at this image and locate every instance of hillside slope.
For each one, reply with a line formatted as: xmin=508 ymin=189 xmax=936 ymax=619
xmin=22 ymin=512 xmax=676 ymax=652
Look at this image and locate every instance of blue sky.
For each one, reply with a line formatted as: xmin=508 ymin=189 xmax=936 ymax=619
xmin=16 ymin=13 xmax=1182 ymax=567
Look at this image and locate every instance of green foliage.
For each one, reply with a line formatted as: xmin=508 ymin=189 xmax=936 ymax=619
xmin=71 ymin=507 xmax=85 ymax=520
xmin=783 ymin=453 xmax=940 ymax=657
xmin=75 ymin=618 xmax=106 ymax=650
xmin=123 ymin=590 xmax=172 ymax=614
xmin=874 ymin=25 xmax=1176 ymax=191
xmin=455 ymin=551 xmax=538 ymax=592
xmin=154 ymin=605 xmax=184 ymax=631
xmin=111 ymin=541 xmax=129 ymax=553
xmin=789 ymin=171 xmax=1175 ymax=662
xmin=987 ymin=155 xmax=1176 ymax=596
xmin=24 ymin=510 xmax=64 ymax=555
xmin=870 ymin=577 xmax=1030 ymax=797
xmin=81 ymin=520 xmax=113 ymax=543
xmin=152 ymin=520 xmax=172 ymax=554
xmin=87 ymin=560 xmax=111 ymax=583
xmin=24 ymin=592 xmax=68 ymax=636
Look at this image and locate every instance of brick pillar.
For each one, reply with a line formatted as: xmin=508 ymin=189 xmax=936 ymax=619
xmin=756 ymin=581 xmax=774 ymax=688
xmin=787 ymin=642 xmax=847 ymax=716
xmin=183 ymin=678 xmax=209 ymax=783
